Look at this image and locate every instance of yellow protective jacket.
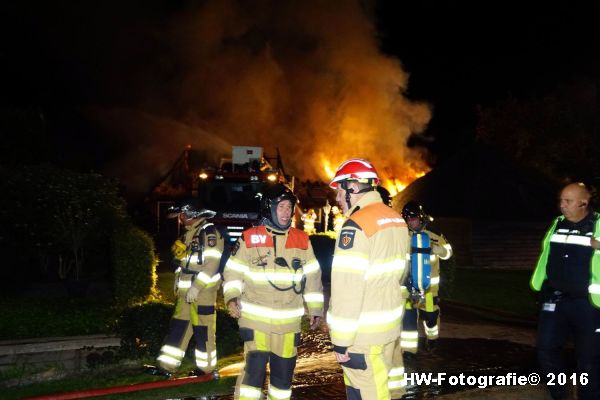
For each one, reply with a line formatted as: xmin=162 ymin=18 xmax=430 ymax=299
xmin=174 ymin=219 xmax=224 ymax=299
xmin=411 ymin=227 xmax=452 ymax=297
xmin=328 ymin=191 xmax=410 ymax=352
xmin=223 ymin=225 xmax=324 ymax=334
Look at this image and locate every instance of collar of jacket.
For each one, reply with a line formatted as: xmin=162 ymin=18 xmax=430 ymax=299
xmin=264 ymin=224 xmax=288 ymax=236
xmin=346 ymin=190 xmax=383 ymax=217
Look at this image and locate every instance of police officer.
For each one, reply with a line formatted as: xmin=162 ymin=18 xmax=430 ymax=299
xmin=531 ymin=182 xmax=600 ymax=399
xmin=147 ymin=199 xmax=224 ymax=377
xmin=327 ymin=159 xmax=410 ymax=400
xmin=223 ymin=184 xmax=324 ymax=400
xmin=400 ymin=201 xmax=452 ymax=356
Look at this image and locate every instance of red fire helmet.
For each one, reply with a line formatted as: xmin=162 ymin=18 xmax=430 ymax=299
xmin=329 ymin=158 xmax=380 ymax=189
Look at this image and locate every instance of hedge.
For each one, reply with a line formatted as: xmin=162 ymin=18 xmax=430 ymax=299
xmin=111 ymin=223 xmax=159 ymax=306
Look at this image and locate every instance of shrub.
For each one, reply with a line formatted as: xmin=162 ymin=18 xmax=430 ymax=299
xmin=111 ymin=223 xmax=159 ymax=306
xmin=439 ymin=257 xmax=457 ymax=299
xmin=117 ymin=302 xmax=173 ymax=359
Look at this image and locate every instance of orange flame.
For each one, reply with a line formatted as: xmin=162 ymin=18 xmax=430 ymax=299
xmin=322 ymin=159 xmax=336 ymax=180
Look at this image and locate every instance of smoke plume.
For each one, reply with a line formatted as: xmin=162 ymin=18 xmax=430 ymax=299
xmin=96 ymin=0 xmax=432 ymax=193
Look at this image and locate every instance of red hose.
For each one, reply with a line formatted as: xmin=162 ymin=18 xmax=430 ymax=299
xmin=23 ymin=373 xmax=215 ymax=400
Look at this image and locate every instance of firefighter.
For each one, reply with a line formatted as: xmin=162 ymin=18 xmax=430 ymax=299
xmin=302 ymin=208 xmax=317 ymax=235
xmin=399 ymin=201 xmax=452 ymax=356
xmin=327 ymin=158 xmax=410 ymax=400
xmin=531 ymin=182 xmax=600 ymax=399
xmin=331 ymin=205 xmax=345 ymax=232
xmin=146 ymin=199 xmax=224 ymax=377
xmin=223 ymin=183 xmax=324 ymax=400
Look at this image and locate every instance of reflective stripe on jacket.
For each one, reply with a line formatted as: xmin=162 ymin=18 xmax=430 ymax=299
xmin=530 ymin=213 xmax=600 ymax=308
xmin=175 ymin=220 xmax=224 ymax=295
xmin=328 ymin=191 xmax=410 ymax=348
xmin=223 ymin=225 xmax=324 ymax=334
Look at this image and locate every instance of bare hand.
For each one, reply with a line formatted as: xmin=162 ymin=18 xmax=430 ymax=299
xmin=591 ymin=238 xmax=600 ymax=249
xmin=227 ymin=298 xmax=241 ymax=318
xmin=335 ymin=351 xmax=350 ymax=363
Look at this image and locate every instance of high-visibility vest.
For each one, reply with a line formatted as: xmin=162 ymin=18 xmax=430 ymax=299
xmin=530 ymin=213 xmax=600 ymax=308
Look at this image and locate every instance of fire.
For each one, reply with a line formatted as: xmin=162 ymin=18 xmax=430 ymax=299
xmin=385 ymin=179 xmax=407 ymax=197
xmin=322 ymin=159 xmax=336 ymax=180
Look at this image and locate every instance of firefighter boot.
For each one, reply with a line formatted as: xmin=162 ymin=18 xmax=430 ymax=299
xmin=188 ymin=368 xmax=208 ymax=377
xmin=143 ymin=364 xmax=172 ymax=378
xmin=426 ymin=339 xmax=437 ymax=352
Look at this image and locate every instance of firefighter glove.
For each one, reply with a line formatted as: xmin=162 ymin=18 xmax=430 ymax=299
xmin=227 ymin=297 xmax=241 ymax=319
xmin=431 ymin=243 xmax=443 ymax=255
xmin=186 ymin=286 xmax=200 ymax=303
xmin=171 ymin=240 xmax=187 ymax=259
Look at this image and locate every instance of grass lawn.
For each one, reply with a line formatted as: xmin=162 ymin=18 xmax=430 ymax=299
xmin=443 ymin=266 xmax=539 ymax=319
xmin=1 ymin=356 xmax=241 ymax=400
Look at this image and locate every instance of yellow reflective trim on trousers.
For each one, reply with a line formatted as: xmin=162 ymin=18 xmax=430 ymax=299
xmin=369 ymin=345 xmax=389 ymax=400
xmin=191 ymin=302 xmax=199 ymax=325
xmin=239 ymin=385 xmax=262 ymax=399
xmin=255 ymin=330 xmax=267 ymax=351
xmin=425 ymin=291 xmax=434 ymax=312
xmin=343 ymin=372 xmax=351 ymax=385
xmin=174 ymin=297 xmax=187 ymax=316
xmin=267 ymin=385 xmax=292 ymax=400
xmin=282 ymin=332 xmax=295 ymax=358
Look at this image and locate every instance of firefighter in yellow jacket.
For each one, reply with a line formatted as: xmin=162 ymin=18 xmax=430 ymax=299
xmin=223 ymin=184 xmax=324 ymax=400
xmin=327 ymin=159 xmax=410 ymax=400
xmin=400 ymin=201 xmax=452 ymax=356
xmin=147 ymin=200 xmax=224 ymax=377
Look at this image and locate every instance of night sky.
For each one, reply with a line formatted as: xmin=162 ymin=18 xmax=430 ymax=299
xmin=1 ymin=0 xmax=598 ymax=192
xmin=375 ymin=0 xmax=599 ymax=160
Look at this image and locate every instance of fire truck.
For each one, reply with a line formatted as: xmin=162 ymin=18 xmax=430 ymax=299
xmin=151 ymin=146 xmax=294 ymax=243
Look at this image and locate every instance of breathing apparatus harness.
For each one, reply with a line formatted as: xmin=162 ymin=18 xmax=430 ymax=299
xmin=252 ymin=226 xmax=306 ymax=294
xmin=407 ymin=220 xmax=432 ymax=307
xmin=179 ymin=222 xmax=211 ymax=277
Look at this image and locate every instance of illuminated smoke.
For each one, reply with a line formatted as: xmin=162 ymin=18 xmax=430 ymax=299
xmin=98 ymin=0 xmax=431 ymax=193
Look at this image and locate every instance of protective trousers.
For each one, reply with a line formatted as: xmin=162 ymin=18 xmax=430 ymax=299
xmin=235 ymin=329 xmax=300 ymax=400
xmin=401 ymin=294 xmax=440 ymax=354
xmin=536 ymin=297 xmax=600 ymax=400
xmin=157 ymin=287 xmax=218 ymax=373
xmin=388 ymin=338 xmax=407 ymax=399
xmin=341 ymin=341 xmax=395 ymax=400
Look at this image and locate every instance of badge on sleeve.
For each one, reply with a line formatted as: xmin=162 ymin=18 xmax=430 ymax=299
xmin=339 ymin=229 xmax=356 ymax=249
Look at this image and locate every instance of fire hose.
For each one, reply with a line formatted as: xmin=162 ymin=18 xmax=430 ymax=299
xmin=23 ymin=371 xmax=219 ymax=400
